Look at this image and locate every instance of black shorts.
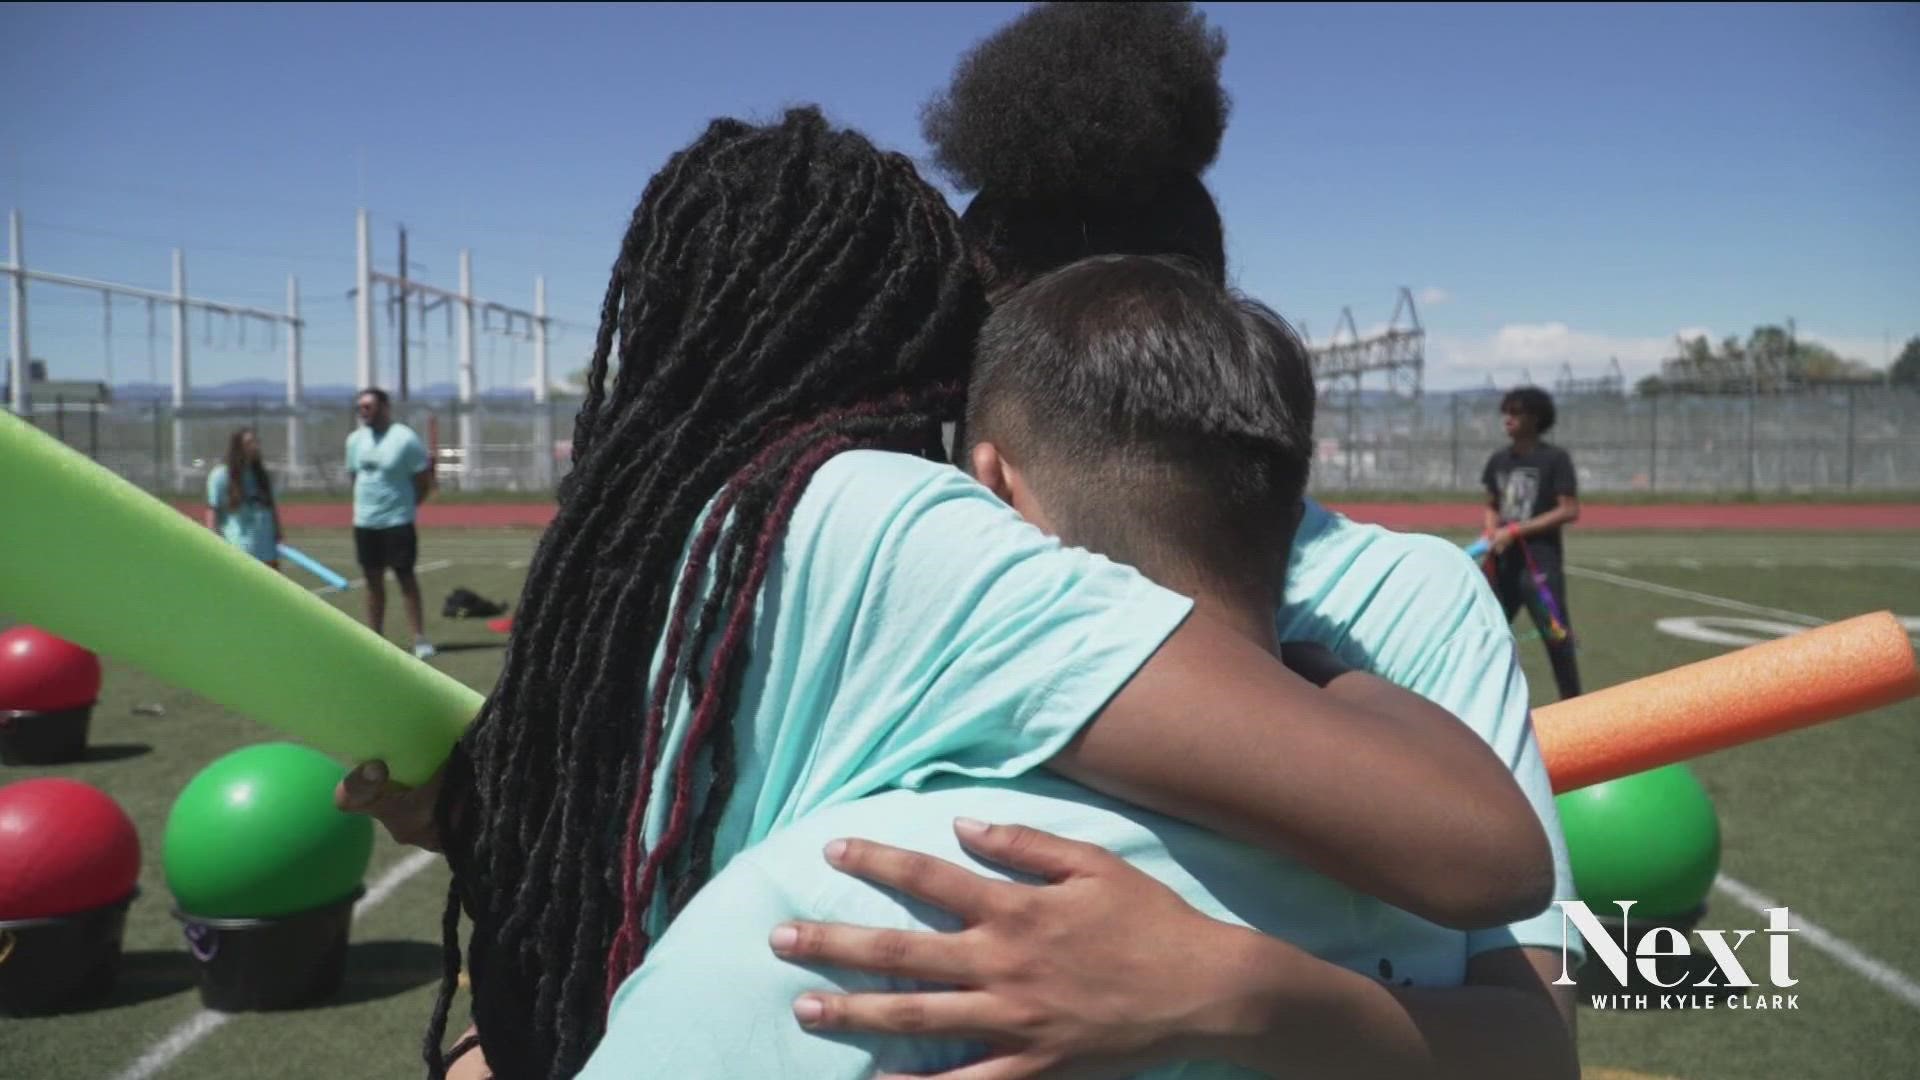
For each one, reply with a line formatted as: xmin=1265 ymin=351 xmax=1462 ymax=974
xmin=354 ymin=524 xmax=419 ymax=576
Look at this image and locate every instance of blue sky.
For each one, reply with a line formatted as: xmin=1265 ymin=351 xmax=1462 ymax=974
xmin=4 ymin=1 xmax=1916 ymax=392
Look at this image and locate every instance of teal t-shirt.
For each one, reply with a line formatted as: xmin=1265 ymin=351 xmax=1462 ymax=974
xmin=582 ymin=496 xmax=1578 ymax=1079
xmin=206 ymin=465 xmax=278 ymax=563
xmin=618 ymin=449 xmax=1193 ymax=944
xmin=344 ymin=423 xmax=428 ymax=529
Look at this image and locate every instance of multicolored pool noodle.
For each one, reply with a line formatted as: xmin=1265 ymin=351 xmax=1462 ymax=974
xmin=1515 ymin=535 xmax=1572 ymax=645
xmin=1533 ymin=611 xmax=1918 ymax=793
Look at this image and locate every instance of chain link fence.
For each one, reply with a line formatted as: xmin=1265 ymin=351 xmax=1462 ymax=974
xmin=1314 ymin=384 xmax=1917 ymax=494
xmin=15 ymin=397 xmax=575 ymax=497
xmin=15 ymin=385 xmax=1919 ymax=498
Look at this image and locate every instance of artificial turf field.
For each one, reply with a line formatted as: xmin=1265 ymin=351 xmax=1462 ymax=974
xmin=2 ymin=525 xmax=1915 ymax=1079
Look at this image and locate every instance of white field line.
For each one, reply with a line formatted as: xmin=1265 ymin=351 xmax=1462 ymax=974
xmin=109 ymin=851 xmax=442 ymax=1080
xmin=1713 ymin=874 xmax=1920 ymax=1011
xmin=1564 ymin=564 xmax=1826 ymax=625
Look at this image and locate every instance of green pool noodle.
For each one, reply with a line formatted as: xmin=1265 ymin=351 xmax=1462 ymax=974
xmin=0 ymin=411 xmax=481 ymax=784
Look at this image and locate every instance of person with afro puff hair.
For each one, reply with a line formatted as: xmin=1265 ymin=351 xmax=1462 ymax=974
xmin=754 ymin=2 xmax=1584 ymax=1076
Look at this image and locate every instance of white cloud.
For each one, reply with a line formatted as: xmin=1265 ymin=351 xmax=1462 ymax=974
xmin=1416 ymin=287 xmax=1451 ymax=307
xmin=1423 ymin=322 xmax=1904 ymax=388
xmin=1428 ymin=323 xmax=1709 ymax=385
xmin=529 ymin=371 xmax=584 ymax=395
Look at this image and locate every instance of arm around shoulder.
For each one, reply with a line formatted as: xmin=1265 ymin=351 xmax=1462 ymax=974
xmin=1049 ymin=609 xmax=1554 ymax=930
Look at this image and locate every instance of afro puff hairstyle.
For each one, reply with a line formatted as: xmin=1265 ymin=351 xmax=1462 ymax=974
xmin=922 ymin=2 xmax=1233 ymax=291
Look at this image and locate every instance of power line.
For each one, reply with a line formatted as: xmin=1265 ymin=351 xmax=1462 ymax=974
xmin=16 ymin=167 xmax=347 ymax=218
xmin=24 ymin=219 xmax=352 ymax=266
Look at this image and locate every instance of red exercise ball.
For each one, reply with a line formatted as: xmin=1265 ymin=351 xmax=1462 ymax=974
xmin=0 ymin=626 xmax=102 ymax=712
xmin=0 ymin=778 xmax=141 ymax=920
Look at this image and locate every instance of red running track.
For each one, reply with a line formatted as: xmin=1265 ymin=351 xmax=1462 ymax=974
xmin=171 ymin=500 xmax=1919 ymax=532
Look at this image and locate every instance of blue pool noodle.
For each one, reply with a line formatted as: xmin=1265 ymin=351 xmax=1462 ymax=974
xmin=278 ymin=544 xmax=351 ymax=590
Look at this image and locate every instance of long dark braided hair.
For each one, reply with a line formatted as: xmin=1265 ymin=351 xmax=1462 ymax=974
xmin=423 ymin=107 xmax=984 ymax=1080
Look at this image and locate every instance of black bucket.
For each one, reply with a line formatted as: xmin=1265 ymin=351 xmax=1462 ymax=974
xmin=0 ymin=889 xmax=136 ymax=1015
xmin=0 ymin=705 xmax=93 ymax=765
xmin=172 ymin=886 xmax=363 ymax=1012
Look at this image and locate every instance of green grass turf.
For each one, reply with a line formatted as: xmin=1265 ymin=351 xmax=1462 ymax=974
xmin=1469 ymin=531 xmax=1920 ymax=1079
xmin=2 ymin=527 xmax=1915 ymax=1078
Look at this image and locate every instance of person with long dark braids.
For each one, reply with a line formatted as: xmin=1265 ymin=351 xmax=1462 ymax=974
xmin=342 ymin=106 xmax=1550 ymax=1080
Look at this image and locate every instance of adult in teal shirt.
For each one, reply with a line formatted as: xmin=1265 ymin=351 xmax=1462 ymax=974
xmin=344 ymin=387 xmax=435 ymax=659
xmin=204 ymin=427 xmax=283 ymax=567
xmin=579 ymin=259 xmax=1580 ymax=1079
xmin=339 ymin=110 xmax=1550 ymax=1080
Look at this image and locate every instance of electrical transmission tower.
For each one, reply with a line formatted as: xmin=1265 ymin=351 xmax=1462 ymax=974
xmin=1303 ymin=287 xmax=1425 ymax=399
xmin=1555 ymin=358 xmax=1625 ymax=398
xmin=349 ymin=209 xmax=556 ymax=488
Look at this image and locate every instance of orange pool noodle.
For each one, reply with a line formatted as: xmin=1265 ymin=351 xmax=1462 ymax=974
xmin=1534 ymin=611 xmax=1918 ymax=793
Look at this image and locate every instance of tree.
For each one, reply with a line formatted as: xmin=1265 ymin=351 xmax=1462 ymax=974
xmin=1893 ymin=337 xmax=1920 ymax=387
xmin=1635 ymin=374 xmax=1668 ymax=397
xmin=1748 ymin=325 xmax=1791 ymax=360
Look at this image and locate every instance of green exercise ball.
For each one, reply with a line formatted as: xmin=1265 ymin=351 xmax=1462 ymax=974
xmin=162 ymin=742 xmax=374 ymax=919
xmin=1556 ymin=763 xmax=1721 ymax=921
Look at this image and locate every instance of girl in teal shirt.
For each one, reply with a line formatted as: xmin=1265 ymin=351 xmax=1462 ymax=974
xmin=204 ymin=428 xmax=283 ymax=568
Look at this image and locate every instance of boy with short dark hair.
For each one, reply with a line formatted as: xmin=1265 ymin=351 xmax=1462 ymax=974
xmin=1481 ymin=386 xmax=1583 ymax=699
xmin=573 ymin=255 xmax=1574 ymax=1079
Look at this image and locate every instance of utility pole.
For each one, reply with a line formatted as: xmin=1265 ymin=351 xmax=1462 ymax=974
xmin=9 ymin=209 xmax=29 ymax=415
xmin=397 ymin=225 xmax=410 ymax=401
xmin=355 ymin=209 xmax=375 ymax=391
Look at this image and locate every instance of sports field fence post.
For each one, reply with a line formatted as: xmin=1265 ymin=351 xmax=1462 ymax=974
xmin=1649 ymin=392 xmax=1658 ymax=493
xmin=1844 ymin=384 xmax=1856 ymax=491
xmin=1345 ymin=384 xmax=1356 ymax=489
xmin=1449 ymin=393 xmax=1460 ymax=491
xmin=1745 ymin=379 xmax=1757 ymax=495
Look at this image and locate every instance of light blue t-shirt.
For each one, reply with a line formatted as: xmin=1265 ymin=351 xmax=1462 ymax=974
xmin=205 ymin=465 xmax=278 ymax=563
xmin=344 ymin=422 xmax=428 ymax=529
xmin=617 ymin=450 xmax=1193 ymax=941
xmin=583 ymin=496 xmax=1578 ymax=1079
